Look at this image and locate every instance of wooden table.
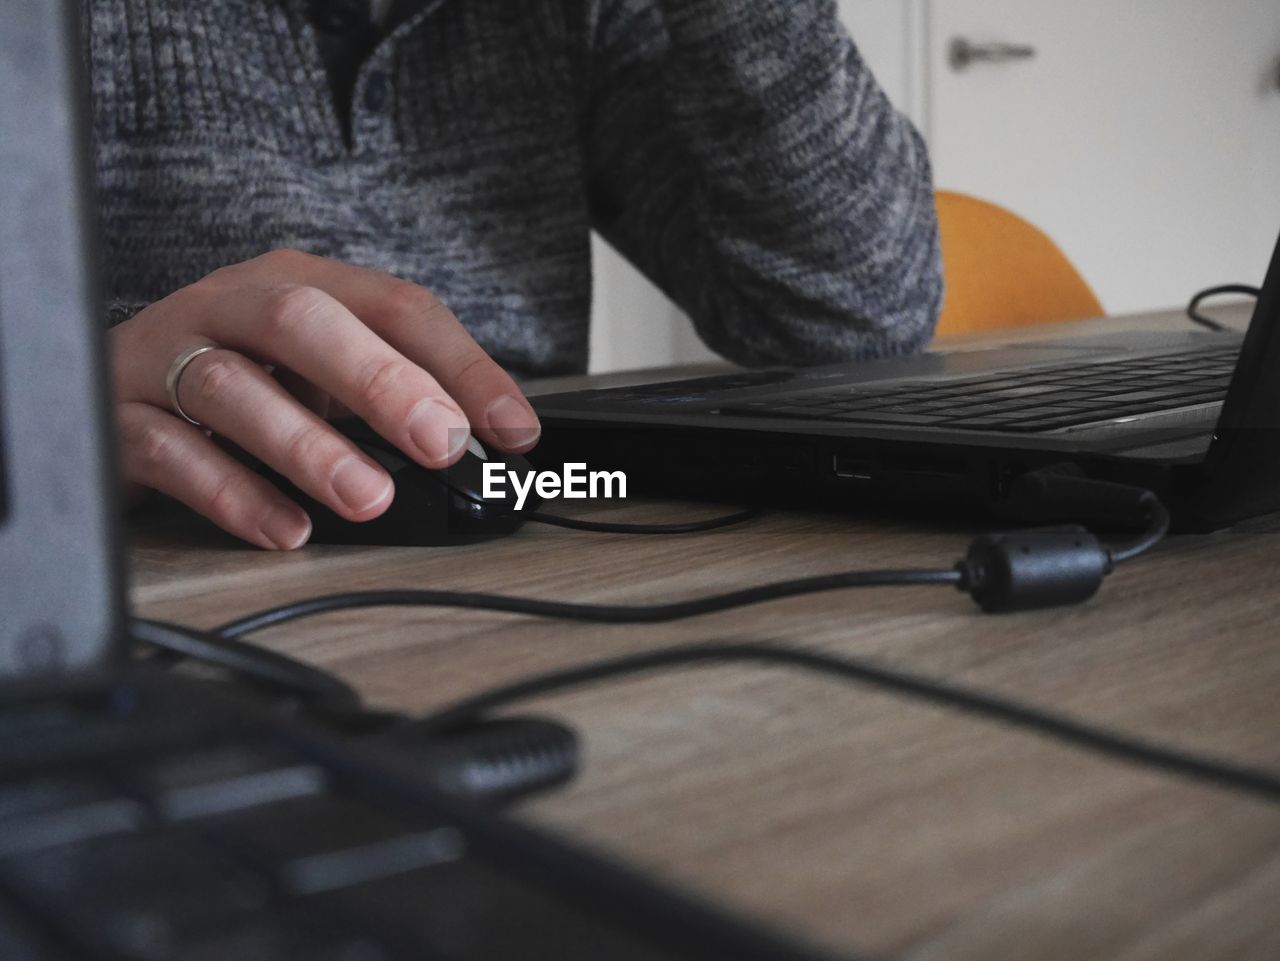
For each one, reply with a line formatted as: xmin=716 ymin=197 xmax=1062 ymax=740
xmin=129 ymin=304 xmax=1280 ymax=961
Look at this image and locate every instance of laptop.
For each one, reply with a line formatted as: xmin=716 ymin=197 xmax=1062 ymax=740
xmin=0 ymin=2 xmax=835 ymax=958
xmin=533 ymin=241 xmax=1280 ymax=533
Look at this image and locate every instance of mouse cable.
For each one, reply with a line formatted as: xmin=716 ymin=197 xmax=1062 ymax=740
xmin=207 ymin=567 xmax=964 ymax=637
xmin=203 ymin=481 xmax=1170 ymax=639
xmin=128 ymin=471 xmax=1171 ymax=765
xmin=523 ymin=507 xmax=762 ymax=535
xmin=133 ymin=470 xmax=1169 ymax=662
xmin=400 ymin=641 xmax=1280 ymax=806
xmin=125 ymin=522 xmax=1131 ymax=705
xmin=1187 ymin=283 xmax=1260 ymax=332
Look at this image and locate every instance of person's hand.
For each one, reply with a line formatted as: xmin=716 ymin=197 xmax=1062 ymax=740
xmin=111 ymin=249 xmax=541 ymax=549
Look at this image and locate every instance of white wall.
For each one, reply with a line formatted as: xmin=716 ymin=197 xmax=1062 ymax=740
xmin=587 ymin=236 xmax=686 ymax=374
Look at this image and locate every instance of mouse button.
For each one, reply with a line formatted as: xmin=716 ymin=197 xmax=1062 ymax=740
xmin=360 ymin=444 xmax=412 ymax=475
xmin=443 ymin=454 xmax=500 ymax=502
xmin=329 ymin=414 xmax=383 ymax=444
xmin=445 ymin=451 xmax=537 ymax=508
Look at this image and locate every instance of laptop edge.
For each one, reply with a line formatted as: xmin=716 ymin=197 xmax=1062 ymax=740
xmin=533 ymin=233 xmax=1280 ymax=532
xmin=0 ymin=0 xmax=125 ymax=680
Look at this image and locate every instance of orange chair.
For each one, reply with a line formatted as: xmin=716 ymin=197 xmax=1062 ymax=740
xmin=934 ymin=190 xmax=1103 ymax=337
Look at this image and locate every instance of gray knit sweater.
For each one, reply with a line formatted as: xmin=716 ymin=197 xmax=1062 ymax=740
xmin=86 ymin=0 xmax=942 ymax=376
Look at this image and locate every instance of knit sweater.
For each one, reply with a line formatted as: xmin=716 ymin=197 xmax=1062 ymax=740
xmin=86 ymin=0 xmax=942 ymax=376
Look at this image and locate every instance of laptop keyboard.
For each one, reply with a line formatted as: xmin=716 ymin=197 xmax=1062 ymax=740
xmin=0 ymin=684 xmax=786 ymax=961
xmin=717 ymin=346 xmax=1238 ymax=433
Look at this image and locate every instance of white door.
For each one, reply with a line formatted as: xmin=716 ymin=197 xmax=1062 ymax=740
xmin=927 ymin=0 xmax=1280 ymax=314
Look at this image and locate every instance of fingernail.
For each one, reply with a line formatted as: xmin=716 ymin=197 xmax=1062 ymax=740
xmin=408 ymin=398 xmax=470 ymax=466
xmin=259 ymin=503 xmax=312 ymax=551
xmin=331 ymin=456 xmax=393 ymax=515
xmin=485 ymin=394 xmax=542 ymax=451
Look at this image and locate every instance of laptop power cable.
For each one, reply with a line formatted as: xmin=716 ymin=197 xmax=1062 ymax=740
xmin=1186 ymin=283 xmax=1261 ymax=332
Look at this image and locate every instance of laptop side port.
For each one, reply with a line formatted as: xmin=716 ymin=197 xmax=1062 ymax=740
xmin=832 ymin=454 xmax=875 ymax=481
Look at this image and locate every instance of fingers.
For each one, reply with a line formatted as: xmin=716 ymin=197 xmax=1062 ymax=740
xmin=238 ymin=251 xmax=541 ymax=453
xmin=117 ymin=402 xmax=312 ymax=551
xmin=108 ymin=250 xmax=541 ymax=553
xmin=274 ymin=365 xmax=333 ymax=418
xmin=324 ymin=275 xmax=542 ymax=453
xmin=209 ymin=284 xmax=474 ymax=469
xmin=174 ymin=349 xmax=393 ymax=521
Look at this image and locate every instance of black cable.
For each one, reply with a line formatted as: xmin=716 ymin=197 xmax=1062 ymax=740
xmin=129 ymin=621 xmax=580 ymax=805
xmin=1108 ymin=500 xmax=1171 ymax=565
xmin=524 ymin=508 xmax=762 ymax=536
xmin=210 ymin=569 xmax=964 ymax=639
xmin=407 ymin=642 xmax=1280 ymax=805
xmin=130 ymin=473 xmax=1183 ymax=806
xmin=129 ymin=618 xmax=362 ymax=711
xmin=132 ymin=474 xmax=1174 ymax=706
xmin=1187 ymin=284 xmax=1260 ymax=332
xmin=205 ymin=488 xmax=1169 ymax=639
xmin=124 ymin=485 xmax=1234 ymax=809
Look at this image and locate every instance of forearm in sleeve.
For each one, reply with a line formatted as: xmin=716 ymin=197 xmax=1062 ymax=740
xmin=586 ymin=0 xmax=943 ymax=366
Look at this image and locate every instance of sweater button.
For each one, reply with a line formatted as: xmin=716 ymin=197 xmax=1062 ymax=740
xmin=363 ymin=70 xmax=389 ymax=114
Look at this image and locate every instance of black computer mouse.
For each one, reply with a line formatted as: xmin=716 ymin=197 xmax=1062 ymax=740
xmin=218 ymin=415 xmax=541 ymax=546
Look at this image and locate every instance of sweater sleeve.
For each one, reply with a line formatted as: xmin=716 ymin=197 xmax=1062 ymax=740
xmin=582 ymin=0 xmax=943 ymax=367
xmin=106 ymin=302 xmax=150 ymax=328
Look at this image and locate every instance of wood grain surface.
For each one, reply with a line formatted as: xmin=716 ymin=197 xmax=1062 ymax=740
xmin=128 ymin=305 xmax=1280 ymax=961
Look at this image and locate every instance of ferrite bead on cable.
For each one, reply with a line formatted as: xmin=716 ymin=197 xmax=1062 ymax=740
xmin=958 ymin=526 xmax=1111 ymax=614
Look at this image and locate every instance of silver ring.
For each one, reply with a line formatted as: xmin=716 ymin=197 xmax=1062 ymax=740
xmin=165 ymin=344 xmax=218 ymax=427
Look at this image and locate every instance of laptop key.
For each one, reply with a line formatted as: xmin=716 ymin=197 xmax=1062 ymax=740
xmin=1088 ymin=389 xmax=1195 ymax=405
xmin=191 ymin=794 xmax=460 ymax=894
xmin=0 ymin=774 xmax=115 ymax=822
xmin=179 ymin=910 xmax=404 ymax=961
xmin=310 ymin=862 xmax=682 ymax=961
xmin=846 ymin=402 xmax=937 ymax=415
xmin=0 ymin=830 xmax=271 ymax=961
xmin=948 ymin=419 xmax=1041 ymax=432
xmin=0 ymin=698 xmax=216 ymax=771
xmin=949 ymin=406 xmax=1087 ymax=427
xmin=970 ymin=384 xmax=1068 ymax=399
xmin=943 ymin=401 xmax=1038 ymax=418
xmin=720 ymin=355 xmax=1233 ymax=428
xmin=892 ymin=400 xmax=964 ymax=414
xmin=0 ymin=775 xmax=147 ymax=858
xmin=0 ymin=901 xmax=67 ymax=961
xmin=125 ymin=744 xmax=327 ymax=821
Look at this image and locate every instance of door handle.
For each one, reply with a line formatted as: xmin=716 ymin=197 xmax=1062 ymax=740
xmin=949 ymin=37 xmax=1037 ymax=71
